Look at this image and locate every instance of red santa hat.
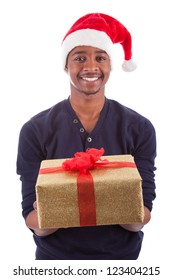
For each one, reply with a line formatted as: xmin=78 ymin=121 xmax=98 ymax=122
xmin=61 ymin=13 xmax=137 ymax=72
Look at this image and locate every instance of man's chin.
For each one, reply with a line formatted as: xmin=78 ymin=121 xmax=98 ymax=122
xmin=82 ymin=89 xmax=100 ymax=96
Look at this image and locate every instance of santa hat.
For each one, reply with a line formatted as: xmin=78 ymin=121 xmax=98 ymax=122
xmin=61 ymin=13 xmax=137 ymax=72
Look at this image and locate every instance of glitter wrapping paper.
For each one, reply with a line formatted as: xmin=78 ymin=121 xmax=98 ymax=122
xmin=36 ymin=154 xmax=144 ymax=229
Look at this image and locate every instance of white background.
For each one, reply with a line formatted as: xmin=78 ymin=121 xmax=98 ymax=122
xmin=0 ymin=0 xmax=172 ymax=278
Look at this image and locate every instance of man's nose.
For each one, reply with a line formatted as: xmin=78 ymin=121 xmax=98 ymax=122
xmin=83 ymin=59 xmax=99 ymax=71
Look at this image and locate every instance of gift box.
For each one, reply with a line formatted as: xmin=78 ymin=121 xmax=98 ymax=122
xmin=36 ymin=148 xmax=144 ymax=229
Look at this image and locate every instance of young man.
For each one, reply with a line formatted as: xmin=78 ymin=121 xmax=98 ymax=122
xmin=16 ymin=13 xmax=156 ymax=260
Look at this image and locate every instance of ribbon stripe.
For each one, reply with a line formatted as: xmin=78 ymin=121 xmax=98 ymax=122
xmin=39 ymin=161 xmax=136 ymax=174
xmin=77 ymin=171 xmax=96 ymax=226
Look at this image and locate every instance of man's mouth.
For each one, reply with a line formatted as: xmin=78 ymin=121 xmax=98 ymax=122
xmin=81 ymin=77 xmax=99 ymax=82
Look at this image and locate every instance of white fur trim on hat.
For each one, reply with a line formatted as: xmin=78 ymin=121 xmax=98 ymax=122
xmin=122 ymin=59 xmax=137 ymax=72
xmin=61 ymin=29 xmax=114 ymax=69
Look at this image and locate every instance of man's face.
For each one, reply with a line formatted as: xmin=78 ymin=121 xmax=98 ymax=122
xmin=65 ymin=46 xmax=111 ymax=96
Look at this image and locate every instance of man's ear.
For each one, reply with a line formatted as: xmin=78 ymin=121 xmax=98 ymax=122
xmin=64 ymin=65 xmax=68 ymax=72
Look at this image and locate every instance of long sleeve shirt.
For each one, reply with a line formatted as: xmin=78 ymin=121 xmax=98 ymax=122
xmin=16 ymin=97 xmax=156 ymax=260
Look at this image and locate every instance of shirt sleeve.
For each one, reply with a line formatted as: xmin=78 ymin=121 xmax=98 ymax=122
xmin=132 ymin=118 xmax=157 ymax=211
xmin=16 ymin=121 xmax=45 ymax=219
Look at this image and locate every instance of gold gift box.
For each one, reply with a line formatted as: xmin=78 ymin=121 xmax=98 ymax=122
xmin=36 ymin=154 xmax=144 ymax=229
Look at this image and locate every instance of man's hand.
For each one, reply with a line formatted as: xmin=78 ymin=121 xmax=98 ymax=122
xmin=25 ymin=201 xmax=58 ymax=237
xmin=120 ymin=207 xmax=151 ymax=232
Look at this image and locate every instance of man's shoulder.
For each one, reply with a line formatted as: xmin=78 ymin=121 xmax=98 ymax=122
xmin=30 ymin=99 xmax=66 ymax=122
xmin=107 ymin=98 xmax=155 ymax=131
xmin=108 ymin=99 xmax=149 ymax=120
xmin=20 ymin=99 xmax=67 ymax=133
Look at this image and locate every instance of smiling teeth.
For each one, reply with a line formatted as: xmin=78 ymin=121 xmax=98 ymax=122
xmin=82 ymin=77 xmax=98 ymax=81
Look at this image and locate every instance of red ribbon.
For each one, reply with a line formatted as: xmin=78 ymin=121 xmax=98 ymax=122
xmin=39 ymin=148 xmax=136 ymax=227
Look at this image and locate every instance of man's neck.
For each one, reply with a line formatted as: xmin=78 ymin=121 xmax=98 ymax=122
xmin=69 ymin=92 xmax=105 ymax=133
xmin=69 ymin=92 xmax=105 ymax=120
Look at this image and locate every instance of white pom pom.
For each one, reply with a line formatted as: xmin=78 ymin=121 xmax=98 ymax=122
xmin=122 ymin=59 xmax=137 ymax=72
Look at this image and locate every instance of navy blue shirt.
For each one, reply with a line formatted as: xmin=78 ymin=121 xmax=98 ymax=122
xmin=16 ymin=98 xmax=156 ymax=260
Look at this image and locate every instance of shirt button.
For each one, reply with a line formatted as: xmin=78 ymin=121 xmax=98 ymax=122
xmin=80 ymin=128 xmax=85 ymax=133
xmin=73 ymin=119 xmax=78 ymax=124
xmin=87 ymin=137 xmax=92 ymax=142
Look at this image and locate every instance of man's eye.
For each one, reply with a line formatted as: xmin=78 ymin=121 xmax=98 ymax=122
xmin=74 ymin=56 xmax=86 ymax=62
xmin=96 ymin=56 xmax=106 ymax=62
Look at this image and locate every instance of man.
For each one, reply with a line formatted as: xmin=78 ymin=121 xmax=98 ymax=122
xmin=17 ymin=13 xmax=156 ymax=260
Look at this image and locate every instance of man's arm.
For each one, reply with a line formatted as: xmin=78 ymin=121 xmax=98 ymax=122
xmin=120 ymin=206 xmax=151 ymax=232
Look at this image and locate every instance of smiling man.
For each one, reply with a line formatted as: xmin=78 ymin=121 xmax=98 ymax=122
xmin=66 ymin=47 xmax=111 ymax=96
xmin=65 ymin=46 xmax=111 ymax=133
xmin=16 ymin=13 xmax=156 ymax=260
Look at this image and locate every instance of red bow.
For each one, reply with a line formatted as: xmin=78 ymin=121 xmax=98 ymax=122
xmin=62 ymin=148 xmax=105 ymax=174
